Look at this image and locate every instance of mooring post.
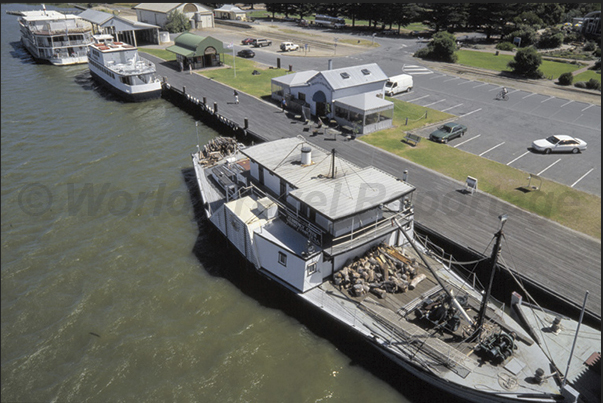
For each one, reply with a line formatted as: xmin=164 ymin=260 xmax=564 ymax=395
xmin=244 ymin=117 xmax=249 ymax=129
xmin=214 ymin=102 xmax=218 ymax=114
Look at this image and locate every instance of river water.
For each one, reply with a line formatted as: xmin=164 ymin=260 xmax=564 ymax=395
xmin=1 ymin=4 xmax=461 ymax=403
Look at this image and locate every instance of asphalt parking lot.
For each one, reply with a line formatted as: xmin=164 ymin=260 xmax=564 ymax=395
xmin=400 ymin=73 xmax=601 ymax=196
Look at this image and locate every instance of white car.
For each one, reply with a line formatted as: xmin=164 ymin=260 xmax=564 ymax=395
xmin=531 ymin=135 xmax=587 ymax=154
xmin=280 ymin=42 xmax=299 ymax=52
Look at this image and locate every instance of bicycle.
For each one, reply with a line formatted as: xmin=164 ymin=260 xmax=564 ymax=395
xmin=495 ymin=91 xmax=509 ymax=101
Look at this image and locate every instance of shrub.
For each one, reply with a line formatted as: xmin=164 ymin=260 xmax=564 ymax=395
xmin=537 ymin=32 xmax=564 ymax=49
xmin=503 ymin=25 xmax=538 ymax=47
xmin=583 ymin=41 xmax=597 ymax=52
xmin=165 ymin=10 xmax=191 ymax=33
xmin=574 ymin=79 xmax=602 ymax=91
xmin=496 ymin=42 xmax=515 ymax=51
xmin=508 ymin=46 xmax=544 ymax=78
xmin=586 ymin=78 xmax=601 ymax=90
xmin=558 ymin=72 xmax=573 ymax=85
xmin=413 ymin=31 xmax=458 ymax=63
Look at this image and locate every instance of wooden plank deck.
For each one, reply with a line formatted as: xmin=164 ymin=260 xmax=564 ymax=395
xmin=150 ymin=56 xmax=601 ymax=320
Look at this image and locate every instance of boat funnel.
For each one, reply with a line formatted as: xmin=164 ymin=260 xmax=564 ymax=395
xmin=301 ymin=145 xmax=312 ymax=165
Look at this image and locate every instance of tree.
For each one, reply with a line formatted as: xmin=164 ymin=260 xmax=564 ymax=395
xmin=165 ymin=10 xmax=190 ymax=33
xmin=414 ymin=31 xmax=458 ymax=63
xmin=508 ymin=46 xmax=543 ymax=78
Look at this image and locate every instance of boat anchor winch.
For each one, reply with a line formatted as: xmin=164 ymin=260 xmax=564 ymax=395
xmin=475 ymin=331 xmax=517 ymax=363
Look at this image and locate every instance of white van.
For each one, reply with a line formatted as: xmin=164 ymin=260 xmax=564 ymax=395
xmin=385 ymin=74 xmax=413 ymax=96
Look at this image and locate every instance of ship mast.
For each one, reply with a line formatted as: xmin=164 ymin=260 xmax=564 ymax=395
xmin=470 ymin=214 xmax=508 ymax=341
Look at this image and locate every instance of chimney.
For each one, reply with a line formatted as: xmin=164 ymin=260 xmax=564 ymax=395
xmin=301 ymin=145 xmax=312 ymax=165
xmin=328 ymin=59 xmax=333 ymax=70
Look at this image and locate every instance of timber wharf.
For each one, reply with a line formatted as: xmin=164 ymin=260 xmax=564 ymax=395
xmin=145 ymin=53 xmax=601 ymax=325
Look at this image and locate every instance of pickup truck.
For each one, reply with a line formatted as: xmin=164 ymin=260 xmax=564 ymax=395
xmin=280 ymin=42 xmax=299 ymax=52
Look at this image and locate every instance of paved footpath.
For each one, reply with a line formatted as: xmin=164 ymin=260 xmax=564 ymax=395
xmin=148 ymin=55 xmax=601 ymax=321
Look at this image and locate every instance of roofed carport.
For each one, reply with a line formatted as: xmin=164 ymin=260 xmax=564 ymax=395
xmin=333 ymin=94 xmax=393 ymax=135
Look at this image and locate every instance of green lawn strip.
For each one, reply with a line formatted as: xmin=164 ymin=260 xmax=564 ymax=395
xmin=362 ymin=130 xmax=600 ymax=239
xmin=455 ymin=49 xmax=584 ymax=79
xmin=139 ymin=48 xmax=176 ymax=61
xmin=573 ymin=70 xmax=601 ymax=83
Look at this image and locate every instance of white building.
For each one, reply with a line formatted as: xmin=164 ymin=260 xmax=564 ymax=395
xmin=271 ymin=63 xmax=394 ymax=135
xmin=213 ymin=4 xmax=249 ymax=22
xmin=134 ymin=3 xmax=214 ymax=30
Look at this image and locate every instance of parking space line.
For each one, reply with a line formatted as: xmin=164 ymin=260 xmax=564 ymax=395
xmin=541 ymin=96 xmax=555 ymax=103
xmin=459 ymin=108 xmax=482 ymax=117
xmin=571 ymin=168 xmax=595 ymax=188
xmin=443 ymin=77 xmax=460 ymax=82
xmin=522 ymin=93 xmax=536 ymax=99
xmin=560 ymin=100 xmax=574 ymax=107
xmin=537 ymin=159 xmax=561 ymax=175
xmin=479 ymin=142 xmax=505 ymax=156
xmin=457 ymin=80 xmax=473 ymax=85
xmin=454 ymin=134 xmax=480 ymax=148
xmin=489 ymin=87 xmax=502 ymax=92
xmin=506 ymin=151 xmax=530 ymax=165
xmin=430 ymin=74 xmax=447 ymax=80
xmin=441 ymin=103 xmax=463 ymax=112
xmin=424 ymin=99 xmax=446 ymax=107
xmin=408 ymin=95 xmax=429 ymax=102
xmin=581 ymin=104 xmax=594 ymax=112
xmin=472 ymin=83 xmax=489 ymax=89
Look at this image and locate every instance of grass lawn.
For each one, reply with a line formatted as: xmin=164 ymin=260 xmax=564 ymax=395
xmin=362 ymin=130 xmax=601 ymax=239
xmin=198 ymin=54 xmax=290 ymax=99
xmin=573 ymin=69 xmax=601 ymax=83
xmin=456 ymin=49 xmax=584 ymax=79
xmin=139 ymin=48 xmax=176 ymax=61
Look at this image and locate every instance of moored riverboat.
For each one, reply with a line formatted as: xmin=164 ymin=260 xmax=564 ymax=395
xmin=191 ymin=136 xmax=598 ymax=403
xmin=87 ymin=34 xmax=161 ymax=102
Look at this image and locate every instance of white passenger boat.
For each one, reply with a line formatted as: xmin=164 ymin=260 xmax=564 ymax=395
xmin=14 ymin=7 xmax=92 ymax=65
xmin=87 ymin=34 xmax=162 ymax=102
xmin=192 ymin=136 xmax=598 ymax=403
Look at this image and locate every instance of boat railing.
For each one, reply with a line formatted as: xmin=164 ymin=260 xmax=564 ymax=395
xmin=241 ymin=182 xmax=326 ymax=247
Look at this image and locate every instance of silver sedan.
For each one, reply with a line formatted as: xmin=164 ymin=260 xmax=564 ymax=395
xmin=531 ymin=135 xmax=587 ymax=154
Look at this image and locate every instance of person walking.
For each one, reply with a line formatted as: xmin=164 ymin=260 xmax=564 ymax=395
xmin=233 ymin=90 xmax=239 ymax=104
xmin=281 ymin=98 xmax=287 ymax=112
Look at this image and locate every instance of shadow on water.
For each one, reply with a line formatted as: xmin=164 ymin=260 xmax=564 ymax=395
xmin=8 ymin=41 xmax=35 ymax=64
xmin=73 ymin=69 xmax=129 ymax=104
xmin=181 ymin=166 xmax=465 ymax=403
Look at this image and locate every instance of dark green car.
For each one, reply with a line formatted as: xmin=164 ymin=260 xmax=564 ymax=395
xmin=429 ymin=123 xmax=467 ymax=143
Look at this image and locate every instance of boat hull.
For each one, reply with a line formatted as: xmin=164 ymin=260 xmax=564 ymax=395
xmin=89 ymin=70 xmax=162 ymax=102
xmin=21 ymin=37 xmax=88 ymax=66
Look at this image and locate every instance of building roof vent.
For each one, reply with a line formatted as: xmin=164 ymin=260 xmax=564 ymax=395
xmin=361 ymin=69 xmax=371 ymax=75
xmin=340 ymin=72 xmax=350 ymax=79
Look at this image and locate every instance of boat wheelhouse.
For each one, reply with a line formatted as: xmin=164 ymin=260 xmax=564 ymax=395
xmin=16 ymin=9 xmax=93 ymax=66
xmin=194 ymin=137 xmax=415 ymax=292
xmin=87 ymin=34 xmax=162 ymax=102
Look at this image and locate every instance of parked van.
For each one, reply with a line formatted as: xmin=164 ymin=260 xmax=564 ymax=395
xmin=385 ymin=74 xmax=413 ymax=96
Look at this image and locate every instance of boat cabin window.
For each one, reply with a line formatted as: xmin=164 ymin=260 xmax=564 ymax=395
xmin=307 ymin=263 xmax=317 ymax=276
xmin=278 ymin=252 xmax=287 ymax=267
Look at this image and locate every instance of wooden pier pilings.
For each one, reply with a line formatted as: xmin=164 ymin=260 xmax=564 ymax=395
xmin=161 ymin=83 xmax=266 ymax=145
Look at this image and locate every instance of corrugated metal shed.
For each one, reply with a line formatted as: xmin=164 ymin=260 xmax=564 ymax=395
xmin=312 ymin=63 xmax=388 ymax=90
xmin=335 ymin=93 xmax=392 ymax=113
xmin=272 ymin=70 xmax=318 ymax=87
xmin=242 ymin=138 xmax=414 ymax=220
xmin=75 ymin=9 xmax=112 ymax=25
xmin=133 ymin=3 xmax=182 ymax=13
